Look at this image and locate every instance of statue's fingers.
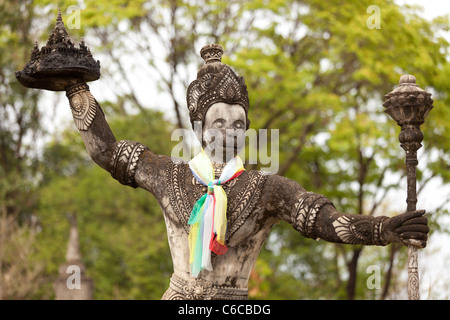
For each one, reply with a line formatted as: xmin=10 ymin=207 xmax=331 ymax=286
xmin=392 ymin=210 xmax=425 ymax=225
xmin=402 ymin=209 xmax=426 ymax=220
xmin=390 ymin=210 xmax=426 ymax=228
xmin=400 ymin=231 xmax=428 ymax=241
xmin=395 ymin=224 xmax=429 ymax=234
xmin=402 ymin=216 xmax=428 ymax=226
xmin=402 ymin=238 xmax=427 ymax=248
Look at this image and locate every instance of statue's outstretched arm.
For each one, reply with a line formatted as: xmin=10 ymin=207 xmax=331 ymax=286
xmin=65 ymin=81 xmax=148 ymax=189
xmin=15 ymin=12 xmax=159 ymax=191
xmin=267 ymin=175 xmax=429 ymax=248
xmin=312 ymin=203 xmax=428 ymax=248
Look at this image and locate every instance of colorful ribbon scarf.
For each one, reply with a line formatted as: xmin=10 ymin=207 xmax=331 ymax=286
xmin=188 ymin=151 xmax=245 ymax=277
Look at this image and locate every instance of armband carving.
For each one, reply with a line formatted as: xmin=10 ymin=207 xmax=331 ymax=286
xmin=294 ymin=192 xmax=334 ymax=240
xmin=332 ymin=215 xmax=389 ymax=246
xmin=110 ymin=140 xmax=148 ymax=188
xmin=66 ymin=82 xmax=97 ymax=131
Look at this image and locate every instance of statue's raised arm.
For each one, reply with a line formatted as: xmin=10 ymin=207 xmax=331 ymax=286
xmin=15 ymin=10 xmax=164 ymax=191
xmin=64 ymin=80 xmax=151 ymax=188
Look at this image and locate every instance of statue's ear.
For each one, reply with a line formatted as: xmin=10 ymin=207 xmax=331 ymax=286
xmin=187 ymin=80 xmax=202 ymax=116
xmin=192 ymin=120 xmax=204 ymax=147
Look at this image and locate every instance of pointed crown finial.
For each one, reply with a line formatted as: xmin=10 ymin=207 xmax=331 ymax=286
xmin=57 ymin=8 xmax=62 ymax=22
xmin=200 ymin=44 xmax=223 ymax=64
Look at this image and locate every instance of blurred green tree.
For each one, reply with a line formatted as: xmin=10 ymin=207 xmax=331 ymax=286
xmin=0 ymin=0 xmax=50 ymax=299
xmin=35 ymin=110 xmax=175 ymax=299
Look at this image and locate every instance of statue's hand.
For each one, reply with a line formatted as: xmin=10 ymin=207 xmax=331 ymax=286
xmin=382 ymin=210 xmax=429 ymax=248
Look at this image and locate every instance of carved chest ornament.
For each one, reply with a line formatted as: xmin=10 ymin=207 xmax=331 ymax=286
xmin=166 ymin=159 xmax=267 ymax=239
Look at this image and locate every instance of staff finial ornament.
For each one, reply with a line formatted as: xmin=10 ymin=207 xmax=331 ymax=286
xmin=383 ymin=74 xmax=434 ymax=300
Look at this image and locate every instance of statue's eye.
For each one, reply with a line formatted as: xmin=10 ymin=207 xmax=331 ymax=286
xmin=234 ymin=121 xmax=244 ymax=129
xmin=213 ymin=119 xmax=225 ymax=128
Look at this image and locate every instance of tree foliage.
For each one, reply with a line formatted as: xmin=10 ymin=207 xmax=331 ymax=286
xmin=0 ymin=0 xmax=48 ymax=299
xmin=35 ymin=110 xmax=176 ymax=299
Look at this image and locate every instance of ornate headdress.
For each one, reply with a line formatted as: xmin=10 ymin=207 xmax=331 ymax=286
xmin=187 ymin=44 xmax=250 ymax=130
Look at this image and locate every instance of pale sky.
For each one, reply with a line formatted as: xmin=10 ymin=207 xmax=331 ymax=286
xmin=398 ymin=0 xmax=450 ymax=20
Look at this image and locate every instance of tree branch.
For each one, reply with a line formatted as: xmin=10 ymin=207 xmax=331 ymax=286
xmin=278 ymin=121 xmax=315 ymax=176
xmin=381 ymin=243 xmax=401 ymax=300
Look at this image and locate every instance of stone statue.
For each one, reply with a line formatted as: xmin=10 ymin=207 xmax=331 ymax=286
xmin=16 ymin=13 xmax=429 ymax=300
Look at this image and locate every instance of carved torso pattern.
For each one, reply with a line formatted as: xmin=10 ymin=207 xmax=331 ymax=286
xmin=165 ymin=158 xmax=268 ymax=239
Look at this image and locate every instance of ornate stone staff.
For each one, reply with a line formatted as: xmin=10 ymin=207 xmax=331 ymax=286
xmin=383 ymin=75 xmax=434 ymax=300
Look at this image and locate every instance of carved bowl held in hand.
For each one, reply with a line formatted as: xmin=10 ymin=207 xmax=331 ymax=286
xmin=15 ymin=10 xmax=101 ymax=92
xmin=15 ymin=53 xmax=100 ymax=91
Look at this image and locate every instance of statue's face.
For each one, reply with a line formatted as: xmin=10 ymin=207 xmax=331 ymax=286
xmin=201 ymin=102 xmax=246 ymax=163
